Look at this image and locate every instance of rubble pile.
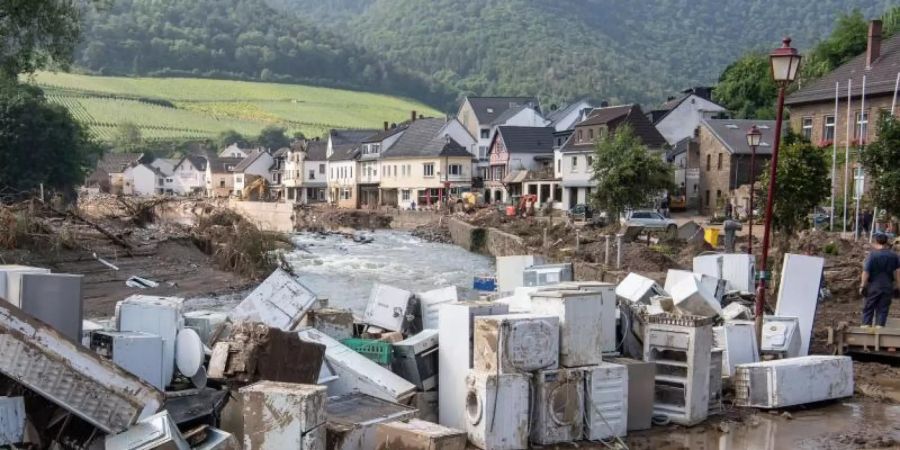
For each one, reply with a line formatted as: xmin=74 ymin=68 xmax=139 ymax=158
xmin=0 ymin=241 xmax=858 ymax=449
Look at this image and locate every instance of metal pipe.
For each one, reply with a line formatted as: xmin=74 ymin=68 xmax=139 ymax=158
xmin=748 ymin=146 xmax=756 ymax=255
xmin=831 ymin=82 xmax=839 ymax=231
xmin=604 ymin=234 xmax=610 ymax=265
xmin=843 ymin=79 xmax=852 ymax=233
xmin=854 ymin=74 xmax=866 ymax=240
xmin=615 ymin=234 xmax=623 ymax=269
xmin=755 ymin=84 xmax=787 ymax=347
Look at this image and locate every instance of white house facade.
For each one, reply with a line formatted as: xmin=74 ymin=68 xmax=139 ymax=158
xmin=654 ymin=94 xmax=728 ymax=145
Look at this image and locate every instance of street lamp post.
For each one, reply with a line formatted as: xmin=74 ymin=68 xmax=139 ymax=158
xmin=755 ymin=37 xmax=802 ymax=346
xmin=745 ymin=125 xmax=761 ymax=255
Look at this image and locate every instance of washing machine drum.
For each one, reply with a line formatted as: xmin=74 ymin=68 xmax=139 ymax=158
xmin=466 ymin=388 xmax=484 ymax=425
xmin=548 ymin=383 xmax=580 ymax=426
xmin=504 ymin=320 xmax=556 ymax=372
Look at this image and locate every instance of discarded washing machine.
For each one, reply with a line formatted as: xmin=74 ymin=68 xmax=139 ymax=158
xmin=608 ymin=357 xmax=655 ymax=431
xmin=116 ymin=295 xmax=185 ymax=387
xmin=664 ymin=269 xmax=726 ymax=303
xmin=531 ymin=368 xmax=584 ymax=445
xmin=760 ymin=316 xmax=801 ymax=359
xmin=643 ymin=314 xmax=714 ymax=426
xmin=183 ymin=310 xmax=229 ymax=346
xmin=364 ymin=284 xmax=417 ymax=333
xmin=417 ymin=286 xmax=459 ymax=330
xmin=552 ymin=281 xmax=618 ymax=353
xmin=465 ymin=372 xmax=530 ymax=450
xmin=473 ymin=314 xmax=559 ymax=374
xmin=240 ymin=381 xmax=327 ymax=450
xmin=522 ymin=263 xmax=573 ymax=288
xmin=530 ymin=289 xmax=606 ymax=367
xmin=91 ymin=330 xmax=166 ymax=390
xmin=230 ymin=268 xmax=318 ymax=331
xmin=581 ymin=362 xmax=628 ymax=440
xmin=712 ymin=320 xmax=759 ymax=378
xmin=392 ymin=329 xmax=439 ymax=390
xmin=615 ymin=273 xmax=665 ymax=304
xmin=733 ymin=356 xmax=854 ymax=408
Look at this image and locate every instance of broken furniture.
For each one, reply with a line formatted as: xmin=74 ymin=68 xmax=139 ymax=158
xmin=326 ymin=393 xmax=417 ymax=450
xmin=230 ymin=268 xmax=318 ymax=331
xmin=465 ymin=372 xmax=530 ymax=450
xmin=240 ymin=380 xmax=327 ymax=449
xmin=531 ymin=368 xmax=584 ymax=445
xmin=298 ymin=329 xmax=416 ymax=403
xmin=643 ymin=314 xmax=714 ymax=426
xmin=0 ymin=301 xmax=165 ymax=434
xmin=473 ymin=314 xmax=559 ymax=374
xmin=375 ymin=419 xmax=466 ymax=450
xmin=733 ymin=356 xmax=853 ymax=408
xmin=581 ymin=362 xmax=628 ymax=440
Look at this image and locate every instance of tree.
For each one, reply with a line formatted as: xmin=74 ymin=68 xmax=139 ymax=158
xmin=713 ymin=52 xmax=777 ymax=119
xmin=755 ymin=136 xmax=830 ymax=235
xmin=218 ymin=129 xmax=248 ymax=149
xmin=590 ymin=125 xmax=673 ymax=220
xmin=798 ymin=10 xmax=868 ymax=85
xmin=291 ymin=131 xmax=306 ymax=141
xmin=113 ymin=122 xmax=143 ymax=151
xmin=257 ymin=125 xmax=289 ymax=150
xmin=0 ymin=0 xmax=84 ymax=76
xmin=0 ymin=80 xmax=101 ymax=194
xmin=860 ymin=113 xmax=900 ymax=218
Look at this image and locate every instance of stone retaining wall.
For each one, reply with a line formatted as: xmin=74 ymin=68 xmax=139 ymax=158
xmin=447 ymin=218 xmax=528 ymax=257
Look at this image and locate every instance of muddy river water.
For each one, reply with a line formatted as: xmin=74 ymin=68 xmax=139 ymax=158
xmin=187 ymin=231 xmax=900 ymax=449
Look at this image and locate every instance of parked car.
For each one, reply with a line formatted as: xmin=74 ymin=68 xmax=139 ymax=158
xmin=623 ymin=209 xmax=677 ymax=233
xmin=567 ymin=204 xmax=607 ymax=226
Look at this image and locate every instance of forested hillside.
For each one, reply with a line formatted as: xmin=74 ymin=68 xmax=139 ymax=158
xmin=76 ymin=0 xmax=892 ymax=109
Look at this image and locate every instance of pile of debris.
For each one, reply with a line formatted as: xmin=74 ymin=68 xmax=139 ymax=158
xmin=191 ymin=209 xmax=286 ymax=279
xmin=0 ymin=243 xmax=854 ymax=449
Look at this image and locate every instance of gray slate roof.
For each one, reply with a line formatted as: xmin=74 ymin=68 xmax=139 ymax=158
xmin=495 ymin=126 xmax=556 ymax=154
xmin=466 ymin=97 xmax=539 ymax=124
xmin=96 ymin=152 xmax=144 ymax=174
xmin=546 ymin=97 xmax=591 ymax=125
xmin=234 ymin=150 xmax=268 ymax=172
xmin=701 ymin=118 xmax=783 ymax=155
xmin=306 ymin=141 xmax=327 ymax=161
xmin=208 ymin=157 xmax=244 ymax=174
xmin=329 ymin=128 xmax=379 ymax=146
xmin=328 ymin=144 xmax=360 ymax=162
xmin=577 ymin=104 xmax=668 ymax=149
xmin=362 ymin=123 xmax=410 ymax=143
xmin=787 ymin=33 xmax=900 ymax=105
xmin=382 ymin=118 xmax=470 ymax=159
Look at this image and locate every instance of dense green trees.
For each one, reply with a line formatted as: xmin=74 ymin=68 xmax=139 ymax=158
xmin=0 ymin=0 xmax=84 ymax=76
xmin=860 ymin=114 xmax=900 ymax=218
xmin=756 ymin=136 xmax=830 ymax=234
xmin=0 ymin=79 xmax=102 ymax=195
xmin=713 ymin=53 xmax=777 ymax=120
xmin=590 ymin=126 xmax=673 ymax=220
xmin=257 ymin=126 xmax=290 ymax=151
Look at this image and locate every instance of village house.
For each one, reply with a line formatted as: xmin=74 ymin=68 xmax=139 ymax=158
xmin=356 ymin=123 xmax=409 ymax=208
xmin=205 ymin=155 xmax=242 ymax=198
xmin=85 ymin=153 xmax=145 ymax=194
xmin=275 ymin=142 xmax=307 ymax=204
xmin=652 ymin=87 xmax=728 ymax=145
xmin=485 ymin=126 xmax=557 ymax=204
xmin=379 ymin=118 xmax=473 ymax=209
xmin=546 ymin=97 xmax=594 ymax=132
xmin=122 ymin=163 xmax=162 ymax=196
xmin=556 ymin=104 xmax=667 ymax=209
xmin=688 ymin=118 xmax=780 ymax=216
xmin=172 ymin=155 xmax=208 ymax=196
xmin=232 ymin=150 xmax=274 ymax=200
xmin=303 ymin=140 xmax=328 ymax=203
xmin=785 ymin=19 xmax=895 ymax=200
xmin=456 ymin=96 xmax=541 ymax=181
xmin=219 ymin=143 xmax=249 ymax=159
xmin=326 ymin=129 xmax=377 ymax=208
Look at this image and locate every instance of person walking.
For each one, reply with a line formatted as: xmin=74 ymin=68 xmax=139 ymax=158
xmin=859 ymin=233 xmax=900 ymax=327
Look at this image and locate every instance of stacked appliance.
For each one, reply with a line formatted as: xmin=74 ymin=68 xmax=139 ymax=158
xmin=643 ymin=314 xmax=714 ymax=426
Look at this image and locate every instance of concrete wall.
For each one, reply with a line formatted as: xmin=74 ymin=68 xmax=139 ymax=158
xmin=447 ymin=218 xmax=527 ymax=256
xmin=388 ymin=210 xmax=441 ymax=230
xmin=228 ymin=199 xmax=296 ymax=233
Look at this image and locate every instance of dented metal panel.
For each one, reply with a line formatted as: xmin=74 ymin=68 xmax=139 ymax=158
xmin=0 ymin=302 xmax=164 ymax=434
xmin=326 ymin=393 xmax=416 ymax=450
xmin=473 ymin=314 xmax=559 ymax=374
xmin=230 ymin=268 xmax=318 ymax=331
xmin=375 ymin=419 xmax=467 ymax=450
xmin=530 ymin=289 xmax=605 ymax=367
xmin=239 ymin=380 xmax=327 ymax=449
xmin=298 ymin=329 xmax=415 ymax=403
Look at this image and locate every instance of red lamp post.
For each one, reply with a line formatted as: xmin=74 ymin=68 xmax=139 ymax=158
xmin=745 ymin=125 xmax=761 ymax=255
xmin=755 ymin=37 xmax=802 ymax=346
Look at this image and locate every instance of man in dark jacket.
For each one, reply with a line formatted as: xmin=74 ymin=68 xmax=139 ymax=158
xmin=860 ymin=233 xmax=900 ymax=327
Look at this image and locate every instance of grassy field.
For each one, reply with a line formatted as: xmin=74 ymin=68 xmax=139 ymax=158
xmin=26 ymin=72 xmax=443 ymax=142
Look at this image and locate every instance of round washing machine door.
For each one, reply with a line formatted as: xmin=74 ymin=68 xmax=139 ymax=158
xmin=548 ymin=383 xmax=580 ymax=426
xmin=466 ymin=388 xmax=483 ymax=426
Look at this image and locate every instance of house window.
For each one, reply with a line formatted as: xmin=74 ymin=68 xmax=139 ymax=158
xmin=571 ymin=156 xmax=578 ymax=172
xmin=331 ymin=168 xmax=334 ymax=179
xmin=319 ymin=163 xmax=325 ymax=174
xmin=219 ymin=180 xmax=225 ymax=187
xmin=705 ymin=190 xmax=710 ymax=206
xmin=801 ymin=117 xmax=813 ymax=140
xmin=586 ymin=155 xmax=593 ymax=166
xmin=491 ymin=166 xmax=505 ymax=180
xmin=448 ymin=164 xmax=462 ymax=176
xmin=481 ymin=129 xmax=490 ymax=139
xmin=855 ymin=111 xmax=869 ymax=142
xmin=706 ymin=154 xmax=711 ymax=171
xmin=225 ymin=164 xmax=235 ymax=171
xmin=158 ymin=178 xmax=164 ymax=185
xmin=402 ymin=189 xmax=410 ymax=201
xmin=236 ymin=176 xmax=243 ymax=184
xmin=588 ymin=128 xmax=594 ymax=140
xmin=717 ymin=153 xmax=723 ymax=170
xmin=478 ymin=145 xmax=488 ymax=159
xmin=423 ymin=163 xmax=435 ymax=177
xmin=309 ymin=170 xmax=315 ymax=180
xmin=557 ymin=159 xmax=561 ymax=173
xmin=577 ymin=130 xmax=583 ymax=142
xmin=341 ymin=188 xmax=351 ymax=200
xmin=824 ymin=116 xmax=835 ymax=141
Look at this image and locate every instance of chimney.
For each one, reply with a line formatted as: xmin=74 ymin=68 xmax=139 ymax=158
xmin=383 ymin=121 xmax=389 ymax=131
xmin=600 ymin=100 xmax=609 ymax=108
xmin=867 ymin=20 xmax=883 ymax=69
xmin=411 ymin=110 xmax=417 ymax=122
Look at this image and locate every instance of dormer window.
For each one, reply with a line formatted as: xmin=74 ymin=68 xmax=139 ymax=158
xmin=486 ymin=108 xmax=494 ymax=114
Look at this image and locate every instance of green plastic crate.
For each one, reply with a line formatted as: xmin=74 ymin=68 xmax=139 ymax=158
xmin=340 ymin=338 xmax=393 ymax=365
